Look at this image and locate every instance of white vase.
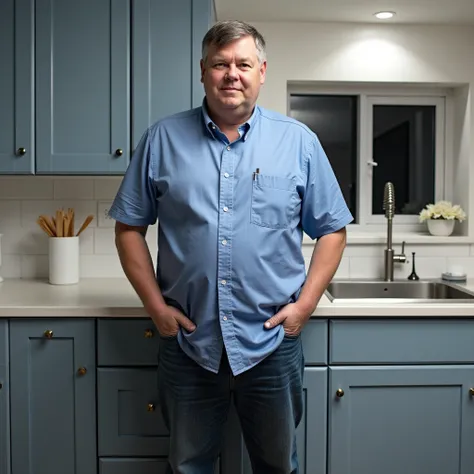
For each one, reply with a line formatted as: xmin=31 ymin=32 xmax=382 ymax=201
xmin=427 ymin=219 xmax=455 ymax=236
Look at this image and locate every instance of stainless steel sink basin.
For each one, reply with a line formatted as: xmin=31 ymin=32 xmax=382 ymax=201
xmin=325 ymin=280 xmax=474 ymax=303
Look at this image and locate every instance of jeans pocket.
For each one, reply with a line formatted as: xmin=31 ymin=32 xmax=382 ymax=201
xmin=251 ymin=174 xmax=297 ymax=229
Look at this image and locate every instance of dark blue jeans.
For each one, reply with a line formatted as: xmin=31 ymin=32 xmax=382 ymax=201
xmin=157 ymin=334 xmax=305 ymax=474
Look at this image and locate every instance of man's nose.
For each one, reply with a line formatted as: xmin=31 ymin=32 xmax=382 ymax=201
xmin=226 ymin=64 xmax=238 ymax=80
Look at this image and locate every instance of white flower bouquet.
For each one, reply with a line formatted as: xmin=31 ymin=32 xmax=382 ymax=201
xmin=419 ymin=200 xmax=466 ymax=222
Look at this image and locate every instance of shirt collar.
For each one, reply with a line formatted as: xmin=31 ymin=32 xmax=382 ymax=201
xmin=201 ymin=98 xmax=259 ymax=142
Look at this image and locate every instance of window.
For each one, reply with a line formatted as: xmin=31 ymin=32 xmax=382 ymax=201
xmin=289 ymin=85 xmax=448 ymax=229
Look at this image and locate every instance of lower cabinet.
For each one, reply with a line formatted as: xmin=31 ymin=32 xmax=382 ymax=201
xmin=328 ymin=365 xmax=474 ymax=474
xmin=99 ymin=458 xmax=168 ymax=474
xmin=2 ymin=317 xmax=474 ymax=474
xmin=0 ymin=320 xmax=9 ymax=474
xmin=9 ymin=319 xmax=96 ymax=474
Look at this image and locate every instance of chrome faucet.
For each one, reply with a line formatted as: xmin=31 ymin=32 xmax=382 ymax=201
xmin=383 ymin=182 xmax=406 ymax=281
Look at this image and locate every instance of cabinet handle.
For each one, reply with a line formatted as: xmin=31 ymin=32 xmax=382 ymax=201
xmin=115 ymin=149 xmax=123 ymax=157
xmin=17 ymin=147 xmax=26 ymax=156
xmin=147 ymin=403 xmax=156 ymax=412
xmin=0 ymin=382 xmax=3 ymax=390
xmin=44 ymin=330 xmax=54 ymax=338
xmin=336 ymin=388 xmax=345 ymax=398
xmin=469 ymin=388 xmax=474 ymax=396
xmin=77 ymin=367 xmax=87 ymax=376
xmin=144 ymin=328 xmax=154 ymax=338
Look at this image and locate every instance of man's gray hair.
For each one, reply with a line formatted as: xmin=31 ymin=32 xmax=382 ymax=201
xmin=202 ymin=20 xmax=266 ymax=65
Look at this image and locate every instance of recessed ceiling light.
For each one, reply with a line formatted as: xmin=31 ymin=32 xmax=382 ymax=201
xmin=374 ymin=11 xmax=395 ymax=19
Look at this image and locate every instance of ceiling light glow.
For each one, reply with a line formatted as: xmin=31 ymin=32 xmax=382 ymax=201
xmin=374 ymin=11 xmax=395 ymax=19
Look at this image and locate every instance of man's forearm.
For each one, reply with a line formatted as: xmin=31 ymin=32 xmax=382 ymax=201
xmin=115 ymin=228 xmax=166 ymax=314
xmin=297 ymin=228 xmax=347 ymax=314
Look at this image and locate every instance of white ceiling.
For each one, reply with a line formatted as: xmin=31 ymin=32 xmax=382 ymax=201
xmin=215 ymin=0 xmax=474 ymax=26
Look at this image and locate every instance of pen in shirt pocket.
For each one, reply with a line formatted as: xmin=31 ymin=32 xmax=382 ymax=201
xmin=252 ymin=168 xmax=260 ymax=181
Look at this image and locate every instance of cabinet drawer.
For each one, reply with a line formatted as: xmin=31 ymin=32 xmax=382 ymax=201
xmin=97 ymin=368 xmax=169 ymax=456
xmin=301 ymin=319 xmax=328 ymax=365
xmin=330 ymin=319 xmax=474 ymax=364
xmin=98 ymin=319 xmax=160 ymax=366
xmin=99 ymin=458 xmax=168 ymax=474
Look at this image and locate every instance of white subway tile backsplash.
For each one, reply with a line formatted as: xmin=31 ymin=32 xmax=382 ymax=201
xmin=54 ymin=179 xmax=94 ymax=200
xmin=21 ymin=255 xmax=48 ymax=278
xmin=0 ymin=254 xmax=22 ymax=278
xmin=0 ymin=177 xmax=53 ymax=199
xmin=94 ymin=178 xmax=122 ymax=200
xmin=80 ymin=255 xmax=125 ymax=278
xmin=0 ymin=176 xmax=472 ymax=280
xmin=0 ymin=201 xmax=21 ymax=228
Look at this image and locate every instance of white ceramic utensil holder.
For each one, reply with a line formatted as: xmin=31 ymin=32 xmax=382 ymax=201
xmin=49 ymin=236 xmax=79 ymax=285
xmin=0 ymin=234 xmax=3 ymax=282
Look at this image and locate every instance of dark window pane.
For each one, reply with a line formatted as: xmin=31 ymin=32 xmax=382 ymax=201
xmin=372 ymin=105 xmax=436 ymax=215
xmin=289 ymin=94 xmax=358 ymax=221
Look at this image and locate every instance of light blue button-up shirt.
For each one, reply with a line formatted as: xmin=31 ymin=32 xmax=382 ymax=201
xmin=109 ymin=101 xmax=353 ymax=375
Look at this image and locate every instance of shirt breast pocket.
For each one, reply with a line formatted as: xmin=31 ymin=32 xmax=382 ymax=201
xmin=251 ymin=174 xmax=297 ymax=229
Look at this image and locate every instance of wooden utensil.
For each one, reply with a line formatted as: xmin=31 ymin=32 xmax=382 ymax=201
xmin=76 ymin=214 xmax=94 ymax=236
xmin=37 ymin=216 xmax=55 ymax=237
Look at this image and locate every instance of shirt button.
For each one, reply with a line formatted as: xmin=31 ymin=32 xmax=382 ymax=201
xmin=226 ymin=146 xmax=231 ymax=151
xmin=221 ymin=280 xmax=227 ymax=285
xmin=224 ymin=172 xmax=229 ymax=178
xmin=223 ymin=316 xmax=228 ymax=321
xmin=222 ymin=239 xmax=227 ymax=245
xmin=223 ymin=206 xmax=229 ymax=212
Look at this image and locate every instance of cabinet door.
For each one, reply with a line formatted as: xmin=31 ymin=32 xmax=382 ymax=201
xmin=97 ymin=368 xmax=169 ymax=457
xmin=99 ymin=458 xmax=168 ymax=474
xmin=329 ymin=365 xmax=474 ymax=474
xmin=0 ymin=321 xmax=10 ymax=474
xmin=9 ymin=320 xmax=96 ymax=474
xmin=35 ymin=0 xmax=130 ymax=174
xmin=131 ymin=0 xmax=213 ymax=148
xmin=0 ymin=0 xmax=34 ymax=174
xmin=220 ymin=367 xmax=328 ymax=474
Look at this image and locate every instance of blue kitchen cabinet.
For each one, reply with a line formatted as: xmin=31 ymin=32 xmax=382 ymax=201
xmin=220 ymin=367 xmax=328 ymax=474
xmin=328 ymin=365 xmax=474 ymax=474
xmin=131 ymin=0 xmax=215 ymax=149
xmin=9 ymin=319 xmax=97 ymax=474
xmin=35 ymin=0 xmax=130 ymax=174
xmin=0 ymin=321 xmax=10 ymax=474
xmin=0 ymin=0 xmax=34 ymax=174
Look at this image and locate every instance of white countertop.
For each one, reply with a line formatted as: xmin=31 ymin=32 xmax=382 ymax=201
xmin=0 ymin=278 xmax=474 ymax=318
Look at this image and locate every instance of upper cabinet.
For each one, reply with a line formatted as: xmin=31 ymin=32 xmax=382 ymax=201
xmin=0 ymin=0 xmax=34 ymax=174
xmin=0 ymin=0 xmax=215 ymax=175
xmin=35 ymin=0 xmax=130 ymax=174
xmin=132 ymin=0 xmax=214 ymax=148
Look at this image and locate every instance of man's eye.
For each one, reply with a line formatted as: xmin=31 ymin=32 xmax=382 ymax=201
xmin=240 ymin=63 xmax=251 ymax=68
xmin=214 ymin=63 xmax=226 ymax=68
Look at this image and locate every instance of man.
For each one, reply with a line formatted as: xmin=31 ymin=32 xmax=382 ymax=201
xmin=109 ymin=20 xmax=353 ymax=474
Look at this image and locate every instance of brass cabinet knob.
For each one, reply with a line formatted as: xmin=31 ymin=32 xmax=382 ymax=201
xmin=144 ymin=328 xmax=154 ymax=338
xmin=77 ymin=367 xmax=87 ymax=376
xmin=17 ymin=147 xmax=26 ymax=156
xmin=44 ymin=330 xmax=54 ymax=338
xmin=147 ymin=403 xmax=155 ymax=412
xmin=336 ymin=388 xmax=345 ymax=398
xmin=115 ymin=149 xmax=123 ymax=156
xmin=469 ymin=388 xmax=474 ymax=396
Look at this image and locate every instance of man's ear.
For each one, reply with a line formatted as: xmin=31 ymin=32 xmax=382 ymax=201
xmin=259 ymin=61 xmax=267 ymax=85
xmin=200 ymin=59 xmax=205 ymax=83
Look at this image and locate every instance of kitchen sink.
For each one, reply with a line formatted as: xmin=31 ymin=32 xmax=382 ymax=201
xmin=325 ymin=280 xmax=474 ymax=303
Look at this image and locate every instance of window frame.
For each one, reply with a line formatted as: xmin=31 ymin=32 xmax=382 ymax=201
xmin=287 ymin=83 xmax=453 ymax=233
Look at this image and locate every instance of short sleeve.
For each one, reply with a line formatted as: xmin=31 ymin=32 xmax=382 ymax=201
xmin=108 ymin=129 xmax=158 ymax=226
xmin=301 ymin=137 xmax=354 ymax=239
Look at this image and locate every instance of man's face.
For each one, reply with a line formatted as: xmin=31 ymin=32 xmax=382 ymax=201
xmin=200 ymin=35 xmax=266 ymax=117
